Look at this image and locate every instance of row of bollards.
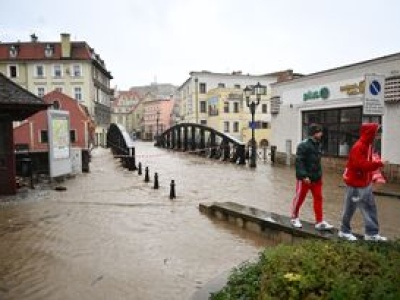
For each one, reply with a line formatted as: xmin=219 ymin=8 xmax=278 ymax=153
xmin=133 ymin=162 xmax=176 ymax=199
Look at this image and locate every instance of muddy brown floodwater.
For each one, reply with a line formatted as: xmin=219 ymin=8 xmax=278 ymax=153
xmin=1 ymin=141 xmax=399 ymax=300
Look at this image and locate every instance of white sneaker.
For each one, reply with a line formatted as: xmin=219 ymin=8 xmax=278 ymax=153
xmin=291 ymin=218 xmax=302 ymax=228
xmin=338 ymin=231 xmax=357 ymax=241
xmin=315 ymin=220 xmax=334 ymax=231
xmin=364 ymin=234 xmax=388 ymax=241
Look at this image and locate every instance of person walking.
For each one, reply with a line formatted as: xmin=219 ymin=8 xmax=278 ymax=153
xmin=291 ymin=123 xmax=333 ymax=230
xmin=338 ymin=123 xmax=387 ymax=241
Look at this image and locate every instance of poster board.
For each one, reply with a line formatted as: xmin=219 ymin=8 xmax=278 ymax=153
xmin=47 ymin=110 xmax=72 ymax=177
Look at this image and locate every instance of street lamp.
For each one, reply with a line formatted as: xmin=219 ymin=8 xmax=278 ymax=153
xmin=156 ymin=109 xmax=160 ymax=142
xmin=244 ymin=82 xmax=267 ymax=168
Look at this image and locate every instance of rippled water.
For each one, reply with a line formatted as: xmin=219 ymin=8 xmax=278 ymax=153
xmin=0 ymin=142 xmax=399 ymax=300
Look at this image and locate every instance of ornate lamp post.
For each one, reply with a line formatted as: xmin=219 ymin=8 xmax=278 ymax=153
xmin=156 ymin=110 xmax=160 ymax=137
xmin=244 ymin=82 xmax=267 ymax=168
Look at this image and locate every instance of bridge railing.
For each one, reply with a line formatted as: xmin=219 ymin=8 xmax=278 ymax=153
xmin=155 ymin=123 xmax=246 ymax=165
xmin=106 ymin=123 xmax=136 ymax=170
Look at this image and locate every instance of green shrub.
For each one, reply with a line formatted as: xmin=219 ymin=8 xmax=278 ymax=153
xmin=210 ymin=240 xmax=400 ymax=300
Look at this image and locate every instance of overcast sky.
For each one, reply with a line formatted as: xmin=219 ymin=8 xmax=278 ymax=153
xmin=2 ymin=0 xmax=400 ymax=90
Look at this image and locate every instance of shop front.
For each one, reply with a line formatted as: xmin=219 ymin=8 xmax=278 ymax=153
xmin=270 ymin=52 xmax=400 ymax=182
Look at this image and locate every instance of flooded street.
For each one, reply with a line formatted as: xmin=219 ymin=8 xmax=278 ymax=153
xmin=1 ymin=141 xmax=400 ymax=300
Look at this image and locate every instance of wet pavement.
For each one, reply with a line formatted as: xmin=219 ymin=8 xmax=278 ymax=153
xmin=1 ymin=141 xmax=400 ymax=300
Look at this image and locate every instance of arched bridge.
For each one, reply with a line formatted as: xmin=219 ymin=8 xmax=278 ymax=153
xmin=106 ymin=123 xmax=136 ymax=170
xmin=155 ymin=123 xmax=246 ymax=165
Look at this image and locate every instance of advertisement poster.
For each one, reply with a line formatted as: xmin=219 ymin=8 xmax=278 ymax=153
xmin=51 ymin=117 xmax=70 ymax=159
xmin=47 ymin=110 xmax=72 ymax=177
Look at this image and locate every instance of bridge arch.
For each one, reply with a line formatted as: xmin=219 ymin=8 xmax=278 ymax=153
xmin=156 ymin=123 xmax=246 ymax=165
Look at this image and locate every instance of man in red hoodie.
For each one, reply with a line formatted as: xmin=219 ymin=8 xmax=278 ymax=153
xmin=338 ymin=123 xmax=387 ymax=241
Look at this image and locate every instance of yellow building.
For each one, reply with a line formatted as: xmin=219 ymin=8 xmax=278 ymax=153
xmin=206 ymin=87 xmax=271 ymax=147
xmin=0 ymin=33 xmax=113 ymax=146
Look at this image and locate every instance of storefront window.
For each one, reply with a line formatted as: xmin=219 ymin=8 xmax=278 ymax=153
xmin=302 ymin=107 xmax=381 ymax=157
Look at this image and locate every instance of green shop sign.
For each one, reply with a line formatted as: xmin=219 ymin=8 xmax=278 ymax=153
xmin=303 ymin=87 xmax=330 ymax=101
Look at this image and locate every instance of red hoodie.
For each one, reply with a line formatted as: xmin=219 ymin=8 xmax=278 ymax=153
xmin=343 ymin=123 xmax=384 ymax=187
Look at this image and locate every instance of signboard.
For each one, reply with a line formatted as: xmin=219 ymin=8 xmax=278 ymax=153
xmin=47 ymin=110 xmax=72 ymax=178
xmin=303 ymin=87 xmax=330 ymax=101
xmin=249 ymin=121 xmax=256 ymax=129
xmin=363 ymin=74 xmax=385 ymax=115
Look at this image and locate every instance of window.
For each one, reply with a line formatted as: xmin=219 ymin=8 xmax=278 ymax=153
xmin=233 ymin=102 xmax=239 ymax=113
xmin=72 ymin=64 xmax=82 ymax=77
xmin=45 ymin=44 xmax=54 ymax=57
xmin=52 ymin=100 xmax=60 ymax=109
xmin=224 ymin=121 xmax=229 ymax=132
xmin=234 ymin=84 xmax=241 ymax=89
xmin=55 ymin=87 xmax=63 ymax=93
xmin=200 ymin=101 xmax=207 ymax=113
xmin=37 ymin=87 xmax=46 ymax=97
xmin=8 ymin=65 xmax=18 ymax=78
xmin=233 ymin=121 xmax=239 ymax=132
xmin=35 ymin=65 xmax=45 ymax=77
xmin=40 ymin=130 xmax=48 ymax=143
xmin=199 ymin=83 xmax=207 ymax=94
xmin=70 ymin=130 xmax=77 ymax=143
xmin=200 ymin=120 xmax=207 ymax=125
xmin=262 ymin=104 xmax=268 ymax=113
xmin=218 ymin=83 xmax=225 ymax=88
xmin=9 ymin=45 xmax=18 ymax=58
xmin=302 ymin=107 xmax=381 ymax=157
xmin=224 ymin=102 xmax=229 ymax=113
xmin=53 ymin=65 xmax=62 ymax=77
xmin=74 ymin=87 xmax=82 ymax=101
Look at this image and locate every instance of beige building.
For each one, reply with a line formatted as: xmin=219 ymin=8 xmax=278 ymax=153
xmin=111 ymin=90 xmax=142 ymax=136
xmin=206 ymin=87 xmax=271 ymax=147
xmin=177 ymin=70 xmax=297 ymax=146
xmin=0 ymin=33 xmax=113 ymax=146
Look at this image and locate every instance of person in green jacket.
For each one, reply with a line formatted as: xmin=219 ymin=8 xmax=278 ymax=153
xmin=290 ymin=123 xmax=333 ymax=230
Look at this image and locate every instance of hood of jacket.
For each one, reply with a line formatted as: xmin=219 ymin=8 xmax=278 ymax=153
xmin=359 ymin=123 xmax=379 ymax=145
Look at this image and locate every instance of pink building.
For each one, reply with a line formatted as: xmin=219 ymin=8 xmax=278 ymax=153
xmin=14 ymin=91 xmax=95 ymax=151
xmin=142 ymin=97 xmax=174 ymax=140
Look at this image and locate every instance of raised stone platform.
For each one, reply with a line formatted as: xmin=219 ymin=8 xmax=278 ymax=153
xmin=199 ymin=201 xmax=338 ymax=245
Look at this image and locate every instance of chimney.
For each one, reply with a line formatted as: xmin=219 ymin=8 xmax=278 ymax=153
xmin=61 ymin=33 xmax=71 ymax=58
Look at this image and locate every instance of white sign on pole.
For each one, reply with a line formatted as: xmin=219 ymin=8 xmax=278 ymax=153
xmin=363 ymin=74 xmax=385 ymax=115
xmin=48 ymin=110 xmax=72 ymax=178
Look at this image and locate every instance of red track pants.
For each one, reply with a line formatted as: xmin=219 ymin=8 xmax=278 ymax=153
xmin=291 ymin=179 xmax=323 ymax=223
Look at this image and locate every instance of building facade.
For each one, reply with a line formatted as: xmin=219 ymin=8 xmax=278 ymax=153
xmin=13 ymin=91 xmax=94 ymax=151
xmin=178 ymin=70 xmax=295 ymax=146
xmin=0 ymin=33 xmax=113 ymax=146
xmin=270 ymin=52 xmax=400 ymax=181
xmin=142 ymin=96 xmax=175 ymax=141
xmin=111 ymin=90 xmax=142 ymax=136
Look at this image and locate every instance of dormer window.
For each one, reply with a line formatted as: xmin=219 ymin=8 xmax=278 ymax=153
xmin=45 ymin=44 xmax=54 ymax=57
xmin=9 ymin=45 xmax=18 ymax=58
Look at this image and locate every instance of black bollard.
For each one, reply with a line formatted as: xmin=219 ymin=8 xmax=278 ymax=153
xmin=169 ymin=180 xmax=176 ymax=199
xmin=144 ymin=166 xmax=150 ymax=182
xmin=154 ymin=172 xmax=159 ymax=189
xmin=138 ymin=162 xmax=142 ymax=175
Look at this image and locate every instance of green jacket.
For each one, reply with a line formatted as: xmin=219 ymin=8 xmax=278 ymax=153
xmin=295 ymin=137 xmax=322 ymax=182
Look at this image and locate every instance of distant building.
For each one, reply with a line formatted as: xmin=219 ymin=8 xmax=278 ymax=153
xmin=111 ymin=90 xmax=142 ymax=135
xmin=142 ymin=95 xmax=175 ymax=141
xmin=0 ymin=33 xmax=113 ymax=146
xmin=13 ymin=91 xmax=95 ymax=151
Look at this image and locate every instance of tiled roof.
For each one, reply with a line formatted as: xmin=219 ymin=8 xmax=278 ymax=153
xmin=0 ymin=72 xmax=49 ymax=120
xmin=0 ymin=42 xmax=92 ymax=61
